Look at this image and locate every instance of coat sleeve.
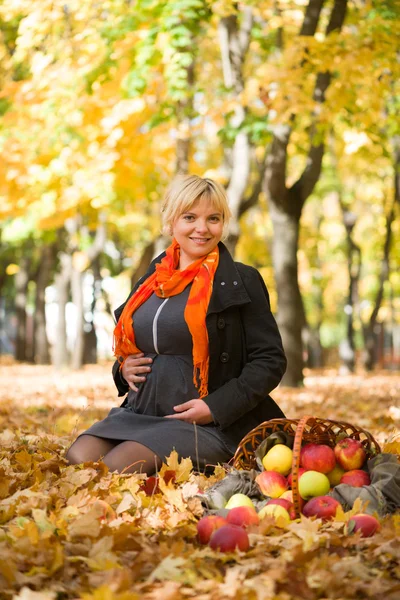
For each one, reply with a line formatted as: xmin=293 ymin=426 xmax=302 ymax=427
xmin=112 ymin=360 xmax=130 ymax=397
xmin=204 ymin=267 xmax=287 ymax=429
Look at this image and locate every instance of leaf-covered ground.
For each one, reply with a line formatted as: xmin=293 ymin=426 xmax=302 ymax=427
xmin=0 ymin=362 xmax=399 ymax=600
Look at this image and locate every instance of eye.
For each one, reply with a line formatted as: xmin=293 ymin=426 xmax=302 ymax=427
xmin=209 ymin=215 xmax=221 ymax=222
xmin=183 ymin=215 xmax=194 ymax=221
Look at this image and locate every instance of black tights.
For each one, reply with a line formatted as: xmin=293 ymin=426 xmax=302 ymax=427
xmin=65 ymin=435 xmax=162 ymax=475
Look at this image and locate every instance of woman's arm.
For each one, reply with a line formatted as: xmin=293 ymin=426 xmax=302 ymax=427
xmin=204 ymin=266 xmax=287 ymax=429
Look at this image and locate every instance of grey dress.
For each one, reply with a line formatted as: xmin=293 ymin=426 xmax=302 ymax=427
xmin=82 ymin=284 xmax=236 ymax=469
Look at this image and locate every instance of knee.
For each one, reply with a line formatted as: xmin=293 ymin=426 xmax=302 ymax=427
xmin=65 ymin=443 xmax=83 ymax=465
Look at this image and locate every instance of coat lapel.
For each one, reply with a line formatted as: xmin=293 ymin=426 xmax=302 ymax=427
xmin=207 ymin=243 xmax=250 ymax=314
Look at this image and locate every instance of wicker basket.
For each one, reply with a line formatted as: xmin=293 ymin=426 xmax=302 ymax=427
xmin=232 ymin=415 xmax=381 ymax=517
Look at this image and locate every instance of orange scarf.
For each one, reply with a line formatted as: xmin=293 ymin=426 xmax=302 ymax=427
xmin=113 ymin=239 xmax=219 ymax=397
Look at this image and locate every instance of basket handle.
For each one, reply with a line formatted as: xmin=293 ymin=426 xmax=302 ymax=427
xmin=291 ymin=415 xmax=314 ymax=517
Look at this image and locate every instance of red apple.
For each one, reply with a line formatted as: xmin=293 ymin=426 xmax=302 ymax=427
xmin=256 ymin=471 xmax=288 ymax=498
xmin=197 ymin=515 xmax=228 ymax=544
xmin=334 ymin=438 xmax=366 ymax=471
xmin=302 ymin=496 xmax=341 ymax=520
xmin=287 ymin=467 xmax=307 ymax=488
xmin=209 ymin=524 xmax=250 ymax=552
xmin=348 ymin=514 xmax=380 ymax=537
xmin=300 ymin=443 xmax=336 ymax=474
xmin=226 ymin=506 xmax=259 ymax=528
xmin=266 ymin=498 xmax=297 ymax=520
xmin=340 ymin=469 xmax=371 ymax=487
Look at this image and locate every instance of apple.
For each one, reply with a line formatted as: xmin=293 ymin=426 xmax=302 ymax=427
xmin=226 ymin=506 xmax=259 ymax=528
xmin=280 ymin=489 xmax=305 ymax=512
xmin=266 ymin=498 xmax=296 ymax=520
xmin=256 ymin=471 xmax=288 ymax=498
xmin=302 ymin=496 xmax=341 ymax=520
xmin=258 ymin=503 xmax=291 ymax=525
xmin=340 ymin=469 xmax=371 ymax=487
xmin=298 ymin=470 xmax=330 ymax=500
xmin=209 ymin=524 xmax=250 ymax=552
xmin=334 ymin=438 xmax=366 ymax=471
xmin=287 ymin=467 xmax=307 ymax=488
xmin=300 ymin=443 xmax=336 ymax=474
xmin=326 ymin=464 xmax=346 ymax=486
xmin=347 ymin=514 xmax=380 ymax=537
xmin=225 ymin=493 xmax=255 ymax=510
xmin=197 ymin=515 xmax=228 ymax=544
xmin=262 ymin=444 xmax=293 ymax=475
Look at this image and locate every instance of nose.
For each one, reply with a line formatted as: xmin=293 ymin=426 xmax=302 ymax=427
xmin=195 ymin=220 xmax=208 ymax=233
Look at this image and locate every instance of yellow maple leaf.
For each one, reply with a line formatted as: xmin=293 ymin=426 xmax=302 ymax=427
xmin=158 ymin=478 xmax=186 ymax=512
xmin=147 ymin=555 xmax=186 ymax=583
xmin=67 ymin=501 xmax=108 ymax=539
xmin=159 ymin=450 xmax=193 ymax=483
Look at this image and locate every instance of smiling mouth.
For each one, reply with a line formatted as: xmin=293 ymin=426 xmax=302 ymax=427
xmin=190 ymin=237 xmax=211 ymax=242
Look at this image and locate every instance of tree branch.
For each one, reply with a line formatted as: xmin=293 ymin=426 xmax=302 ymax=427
xmin=300 ymin=0 xmax=325 ymax=36
xmin=290 ymin=0 xmax=348 ymax=212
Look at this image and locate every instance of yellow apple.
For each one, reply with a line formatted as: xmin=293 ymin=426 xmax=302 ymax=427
xmin=225 ymin=493 xmax=255 ymax=510
xmin=262 ymin=444 xmax=293 ymax=475
xmin=258 ymin=503 xmax=291 ymax=525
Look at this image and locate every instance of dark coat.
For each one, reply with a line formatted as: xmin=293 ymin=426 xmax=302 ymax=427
xmin=112 ymin=242 xmax=287 ymax=449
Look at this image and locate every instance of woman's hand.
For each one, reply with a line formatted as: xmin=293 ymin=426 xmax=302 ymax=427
xmin=165 ymin=399 xmax=213 ymax=425
xmin=121 ymin=353 xmax=153 ymax=392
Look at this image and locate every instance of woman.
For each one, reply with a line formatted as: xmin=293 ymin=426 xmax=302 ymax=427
xmin=66 ymin=175 xmax=287 ymax=474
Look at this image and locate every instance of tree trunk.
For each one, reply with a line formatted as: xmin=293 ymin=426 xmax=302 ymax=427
xmin=269 ymin=207 xmax=305 ymax=386
xmin=263 ymin=0 xmax=348 ymax=386
xmin=33 ymin=244 xmax=56 ymax=364
xmin=339 ymin=209 xmax=361 ymax=373
xmin=175 ymin=59 xmax=194 ymax=175
xmin=15 ymin=257 xmax=29 ymax=361
xmin=218 ymin=7 xmax=253 ymax=256
xmin=70 ymin=216 xmax=106 ymax=370
xmin=362 ymin=135 xmax=399 ymax=370
xmin=54 ymin=252 xmax=71 ymax=369
xmin=131 ymin=241 xmax=155 ymax=287
xmin=83 ymin=257 xmax=102 ymax=365
xmin=70 ymin=266 xmax=84 ymax=370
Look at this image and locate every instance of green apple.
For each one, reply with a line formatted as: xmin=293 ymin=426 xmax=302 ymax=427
xmin=298 ymin=470 xmax=330 ymax=500
xmin=326 ymin=464 xmax=345 ymax=486
xmin=225 ymin=493 xmax=255 ymax=510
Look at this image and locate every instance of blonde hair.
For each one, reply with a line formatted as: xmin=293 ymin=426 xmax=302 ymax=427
xmin=161 ymin=175 xmax=231 ymax=238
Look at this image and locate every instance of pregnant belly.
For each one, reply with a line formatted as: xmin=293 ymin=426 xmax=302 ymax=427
xmin=128 ymin=354 xmax=199 ymax=417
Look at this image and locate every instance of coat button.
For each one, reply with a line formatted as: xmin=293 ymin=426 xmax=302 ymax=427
xmin=220 ymin=352 xmax=229 ymax=363
xmin=217 ymin=317 xmax=225 ymax=329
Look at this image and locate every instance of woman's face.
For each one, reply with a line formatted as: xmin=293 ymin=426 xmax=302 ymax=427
xmin=172 ymin=195 xmax=224 ymax=269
